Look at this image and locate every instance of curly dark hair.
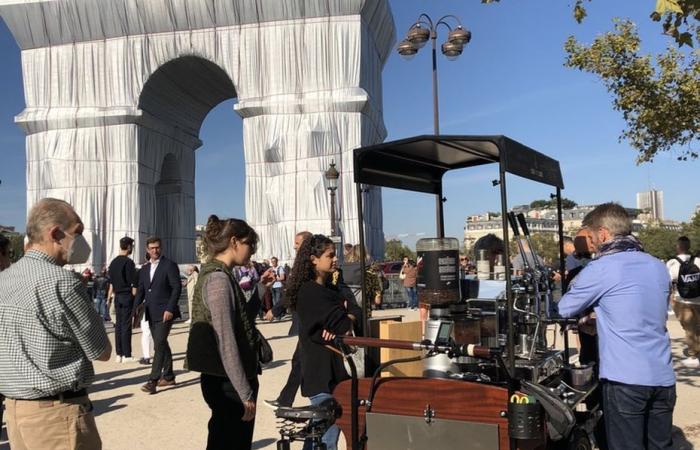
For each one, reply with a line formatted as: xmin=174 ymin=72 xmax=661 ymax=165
xmin=285 ymin=234 xmax=334 ymax=310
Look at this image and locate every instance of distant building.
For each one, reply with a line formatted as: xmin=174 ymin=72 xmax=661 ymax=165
xmin=0 ymin=225 xmax=16 ymax=234
xmin=636 ymin=190 xmax=664 ymax=221
xmin=464 ymin=204 xmax=642 ymax=252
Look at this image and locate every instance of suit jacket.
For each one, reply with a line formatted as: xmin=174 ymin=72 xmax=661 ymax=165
xmin=134 ymin=256 xmax=182 ymax=322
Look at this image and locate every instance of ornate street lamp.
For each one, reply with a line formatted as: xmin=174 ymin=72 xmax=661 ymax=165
xmin=397 ymin=14 xmax=471 ymax=237
xmin=325 ymin=161 xmax=340 ymax=236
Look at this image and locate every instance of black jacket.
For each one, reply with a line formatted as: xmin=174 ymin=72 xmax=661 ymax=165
xmin=296 ymin=281 xmax=353 ymax=397
xmin=134 ymin=257 xmax=182 ymax=322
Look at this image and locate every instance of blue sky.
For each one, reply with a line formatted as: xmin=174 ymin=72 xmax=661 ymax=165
xmin=0 ymin=1 xmax=697 ymax=249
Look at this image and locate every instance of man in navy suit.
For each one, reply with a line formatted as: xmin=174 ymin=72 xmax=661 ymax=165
xmin=134 ymin=236 xmax=182 ymax=394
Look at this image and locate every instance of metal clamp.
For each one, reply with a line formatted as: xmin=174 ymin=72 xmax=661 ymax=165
xmin=424 ymin=404 xmax=436 ymax=424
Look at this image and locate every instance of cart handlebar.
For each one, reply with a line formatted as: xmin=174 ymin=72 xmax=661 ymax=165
xmin=337 ymin=335 xmax=499 ymax=359
xmin=516 ymin=213 xmax=530 ymax=236
xmin=507 ymin=212 xmax=520 ymax=237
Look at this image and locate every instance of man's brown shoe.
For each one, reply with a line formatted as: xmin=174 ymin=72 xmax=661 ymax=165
xmin=157 ymin=378 xmax=176 ymax=388
xmin=140 ymin=381 xmax=157 ymax=394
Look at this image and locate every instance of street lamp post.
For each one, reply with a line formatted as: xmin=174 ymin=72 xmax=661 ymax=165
xmin=397 ymin=14 xmax=471 ymax=238
xmin=325 ymin=161 xmax=340 ymax=237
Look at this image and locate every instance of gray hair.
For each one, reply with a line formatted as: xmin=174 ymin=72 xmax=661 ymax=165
xmin=26 ymin=198 xmax=79 ymax=244
xmin=582 ymin=203 xmax=631 ymax=237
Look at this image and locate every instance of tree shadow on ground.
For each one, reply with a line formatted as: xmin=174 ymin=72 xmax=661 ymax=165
xmin=671 ymin=337 xmax=700 ymax=388
xmin=265 ymin=335 xmax=295 ymax=342
xmin=92 ymin=393 xmax=132 ymax=416
xmin=252 ymin=438 xmax=277 ymax=449
xmin=673 ymin=426 xmax=695 ymax=449
xmin=262 ymin=359 xmax=289 ymax=370
xmin=157 ymin=377 xmax=200 ymax=394
xmin=93 ymin=367 xmax=145 ymax=382
xmin=91 ymin=366 xmax=156 ymax=394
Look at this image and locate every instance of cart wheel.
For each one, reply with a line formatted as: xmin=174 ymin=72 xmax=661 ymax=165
xmin=551 ymin=428 xmax=592 ymax=450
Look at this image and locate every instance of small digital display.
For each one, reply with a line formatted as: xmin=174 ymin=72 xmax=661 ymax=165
xmin=435 ymin=321 xmax=453 ymax=345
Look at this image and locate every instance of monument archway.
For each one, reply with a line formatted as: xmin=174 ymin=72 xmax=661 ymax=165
xmin=0 ymin=0 xmax=395 ymax=266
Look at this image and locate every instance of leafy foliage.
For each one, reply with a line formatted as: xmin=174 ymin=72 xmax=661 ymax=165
xmin=681 ymin=211 xmax=700 ymax=252
xmin=565 ymin=20 xmax=700 ymax=163
xmin=509 ymin=233 xmax=562 ymax=266
xmin=6 ymin=233 xmax=24 ymax=263
xmin=483 ymin=0 xmax=700 ymax=163
xmin=638 ymin=226 xmax=679 ymax=260
xmin=384 ymin=239 xmax=416 ymax=261
xmin=529 ymin=198 xmax=578 ymax=209
xmin=483 ymin=0 xmax=700 ymax=47
xmin=651 ymin=0 xmax=700 ymax=48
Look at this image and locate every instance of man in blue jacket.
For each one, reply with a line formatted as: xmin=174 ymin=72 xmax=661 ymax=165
xmin=558 ymin=203 xmax=675 ymax=450
xmin=134 ymin=236 xmax=182 ymax=394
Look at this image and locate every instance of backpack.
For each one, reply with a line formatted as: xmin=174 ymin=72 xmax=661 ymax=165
xmin=675 ymin=256 xmax=700 ymax=299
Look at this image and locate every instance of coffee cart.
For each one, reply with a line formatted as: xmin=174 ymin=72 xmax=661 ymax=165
xmin=330 ymin=135 xmax=598 ymax=450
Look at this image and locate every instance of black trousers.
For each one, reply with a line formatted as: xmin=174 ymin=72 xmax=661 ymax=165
xmin=200 ymin=373 xmax=258 ymax=450
xmin=277 ymin=341 xmax=301 ymax=407
xmin=149 ymin=320 xmax=174 ymax=382
xmin=114 ymin=293 xmax=133 ymax=357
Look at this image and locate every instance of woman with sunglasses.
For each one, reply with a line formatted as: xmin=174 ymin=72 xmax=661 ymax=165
xmin=186 ymin=215 xmax=271 ymax=450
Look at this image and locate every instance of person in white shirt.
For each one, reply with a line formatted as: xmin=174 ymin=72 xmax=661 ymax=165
xmin=667 ymin=236 xmax=700 ymax=369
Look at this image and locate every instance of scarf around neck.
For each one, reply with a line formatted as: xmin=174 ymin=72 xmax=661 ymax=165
xmin=595 ymin=234 xmax=644 ymax=259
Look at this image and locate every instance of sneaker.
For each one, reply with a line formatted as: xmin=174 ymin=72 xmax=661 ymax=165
xmin=114 ymin=355 xmax=122 ymax=363
xmin=121 ymin=357 xmax=136 ymax=363
xmin=157 ymin=378 xmax=176 ymax=388
xmin=138 ymin=358 xmax=151 ymax=365
xmin=680 ymin=357 xmax=700 ymax=368
xmin=140 ymin=381 xmax=157 ymax=395
xmin=263 ymin=399 xmax=281 ymax=409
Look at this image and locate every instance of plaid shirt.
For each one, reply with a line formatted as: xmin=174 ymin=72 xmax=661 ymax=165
xmin=0 ymin=250 xmax=108 ymax=399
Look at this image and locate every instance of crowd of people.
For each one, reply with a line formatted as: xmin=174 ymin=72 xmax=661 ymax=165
xmin=0 ymin=199 xmax=696 ymax=450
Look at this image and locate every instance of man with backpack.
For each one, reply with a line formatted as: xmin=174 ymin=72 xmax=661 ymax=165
xmin=667 ymin=236 xmax=700 ymax=369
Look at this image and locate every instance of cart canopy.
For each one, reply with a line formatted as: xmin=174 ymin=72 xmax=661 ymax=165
xmin=353 ymin=135 xmax=564 ymax=194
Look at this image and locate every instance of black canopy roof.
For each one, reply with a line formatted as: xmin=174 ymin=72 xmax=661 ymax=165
xmin=353 ymin=135 xmax=564 ymax=194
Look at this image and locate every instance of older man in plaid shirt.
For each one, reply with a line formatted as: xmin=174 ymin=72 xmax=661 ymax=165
xmin=0 ymin=198 xmax=111 ymax=450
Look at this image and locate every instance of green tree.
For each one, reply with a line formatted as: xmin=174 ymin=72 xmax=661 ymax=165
xmin=529 ymin=200 xmax=549 ymax=209
xmin=384 ymin=239 xmax=416 ymax=261
xmin=564 ymin=20 xmax=700 ymax=163
xmin=682 ymin=211 xmax=700 ymax=252
xmin=509 ymin=233 xmax=562 ymax=266
xmin=483 ymin=0 xmax=700 ymax=163
xmin=529 ymin=198 xmax=578 ymax=209
xmin=638 ymin=226 xmax=679 ymax=260
xmin=483 ymin=0 xmax=700 ymax=47
xmin=5 ymin=233 xmax=24 ymax=263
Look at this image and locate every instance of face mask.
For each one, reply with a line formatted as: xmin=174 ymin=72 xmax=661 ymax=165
xmin=66 ymin=233 xmax=91 ymax=264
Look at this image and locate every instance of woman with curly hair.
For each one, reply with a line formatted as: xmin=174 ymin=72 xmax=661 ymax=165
xmin=286 ymin=234 xmax=358 ymax=450
xmin=186 ymin=215 xmax=272 ymax=450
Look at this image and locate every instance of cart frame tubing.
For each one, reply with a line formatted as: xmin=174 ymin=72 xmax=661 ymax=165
xmin=556 ymin=188 xmax=566 ymax=291
xmin=356 ymin=183 xmax=370 ymax=361
xmin=497 ymin=166 xmax=518 ymax=450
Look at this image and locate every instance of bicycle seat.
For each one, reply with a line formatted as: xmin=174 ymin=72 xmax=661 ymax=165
xmin=275 ymin=399 xmax=338 ymax=423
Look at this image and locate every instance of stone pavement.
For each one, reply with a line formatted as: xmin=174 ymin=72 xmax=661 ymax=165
xmin=0 ymin=309 xmax=698 ymax=449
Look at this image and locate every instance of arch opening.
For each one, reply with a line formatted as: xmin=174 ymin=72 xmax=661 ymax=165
xmin=139 ymin=55 xmax=237 ymax=138
xmin=140 ymin=56 xmax=239 ymax=263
